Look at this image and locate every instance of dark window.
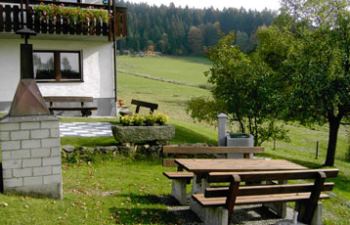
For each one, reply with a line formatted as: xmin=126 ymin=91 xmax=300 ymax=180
xmin=59 ymin=0 xmax=80 ymax=3
xmin=33 ymin=51 xmax=82 ymax=82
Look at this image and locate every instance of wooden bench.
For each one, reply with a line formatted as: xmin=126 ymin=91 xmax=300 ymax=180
xmin=191 ymin=169 xmax=339 ymax=225
xmin=162 ymin=145 xmax=264 ymax=204
xmin=44 ymin=96 xmax=98 ymax=117
xmin=119 ymin=99 xmax=158 ymax=116
xmin=132 ymin=99 xmax=158 ymax=114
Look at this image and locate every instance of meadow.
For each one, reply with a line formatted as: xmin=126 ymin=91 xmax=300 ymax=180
xmin=119 ymin=55 xmax=350 ymax=225
xmin=1 ymin=55 xmax=350 ymax=224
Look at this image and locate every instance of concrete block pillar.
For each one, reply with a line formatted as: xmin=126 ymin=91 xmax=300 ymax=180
xmin=0 ymin=116 xmax=63 ymax=199
xmin=218 ymin=113 xmax=228 ymax=147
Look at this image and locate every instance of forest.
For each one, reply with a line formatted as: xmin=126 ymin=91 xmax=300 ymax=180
xmin=117 ymin=1 xmax=277 ymax=55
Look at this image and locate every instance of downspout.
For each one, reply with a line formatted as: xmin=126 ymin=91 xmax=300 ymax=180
xmin=111 ymin=0 xmax=118 ymax=116
xmin=113 ymin=1 xmax=119 ymax=116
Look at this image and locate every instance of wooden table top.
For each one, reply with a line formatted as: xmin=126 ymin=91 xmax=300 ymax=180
xmin=175 ymin=159 xmax=306 ymax=174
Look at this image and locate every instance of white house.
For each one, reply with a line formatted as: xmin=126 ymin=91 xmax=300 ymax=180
xmin=0 ymin=0 xmax=127 ymax=116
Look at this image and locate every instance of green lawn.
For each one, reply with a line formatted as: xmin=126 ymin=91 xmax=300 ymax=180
xmin=117 ymin=71 xmax=211 ymax=124
xmin=0 ymin=157 xmax=176 ymax=225
xmin=1 ymin=56 xmax=350 ymax=224
xmin=118 ymin=56 xmax=210 ymax=86
xmin=117 ymin=56 xmax=350 ymax=225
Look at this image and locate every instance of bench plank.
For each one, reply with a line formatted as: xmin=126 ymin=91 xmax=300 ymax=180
xmin=205 ymin=182 xmax=335 ymax=197
xmin=208 ymin=169 xmax=339 ymax=182
xmin=163 ymin=171 xmax=194 ymax=180
xmin=193 ymin=193 xmax=330 ymax=207
xmin=49 ymin=107 xmax=97 ymax=111
xmin=44 ymin=96 xmax=94 ymax=102
xmin=163 ymin=146 xmax=264 ymax=154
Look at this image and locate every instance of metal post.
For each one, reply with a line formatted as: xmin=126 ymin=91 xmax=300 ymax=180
xmin=20 ymin=0 xmax=24 ymax=28
xmin=20 ymin=43 xmax=34 ymax=79
xmin=315 ymin=141 xmax=319 ymax=159
xmin=111 ymin=0 xmax=118 ymax=116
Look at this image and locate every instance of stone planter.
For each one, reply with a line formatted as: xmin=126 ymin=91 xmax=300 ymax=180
xmin=226 ymin=133 xmax=254 ymax=159
xmin=226 ymin=133 xmax=254 ymax=147
xmin=111 ymin=125 xmax=175 ymax=144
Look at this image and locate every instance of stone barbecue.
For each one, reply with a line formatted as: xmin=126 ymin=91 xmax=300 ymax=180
xmin=0 ymin=13 xmax=62 ymax=199
xmin=0 ymin=80 xmax=63 ymax=199
xmin=0 ymin=116 xmax=62 ymax=199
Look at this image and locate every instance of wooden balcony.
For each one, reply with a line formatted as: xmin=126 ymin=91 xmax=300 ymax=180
xmin=0 ymin=0 xmax=127 ymax=40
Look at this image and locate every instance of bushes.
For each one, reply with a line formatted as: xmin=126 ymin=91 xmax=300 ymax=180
xmin=62 ymin=146 xmax=119 ymax=164
xmin=119 ymin=113 xmax=169 ymax=126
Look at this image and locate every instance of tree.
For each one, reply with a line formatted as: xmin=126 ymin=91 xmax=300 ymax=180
xmin=187 ymin=34 xmax=288 ymax=145
xmin=122 ymin=1 xmax=275 ymax=55
xmin=235 ymin=31 xmax=250 ymax=52
xmin=262 ymin=0 xmax=350 ymax=166
xmin=188 ymin=26 xmax=203 ymax=55
xmin=158 ymin=33 xmax=169 ymax=53
xmin=201 ymin=22 xmax=221 ymax=48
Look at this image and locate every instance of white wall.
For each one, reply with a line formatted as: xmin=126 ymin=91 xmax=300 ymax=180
xmin=0 ymin=39 xmax=21 ymax=102
xmin=0 ymin=38 xmax=114 ymax=102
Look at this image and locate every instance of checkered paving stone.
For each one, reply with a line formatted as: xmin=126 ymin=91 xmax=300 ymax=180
xmin=59 ymin=122 xmax=112 ymax=137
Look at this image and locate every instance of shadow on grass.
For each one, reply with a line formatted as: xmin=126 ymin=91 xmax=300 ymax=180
xmin=118 ymin=193 xmax=178 ymax=205
xmin=332 ymin=174 xmax=350 ymax=195
xmin=110 ymin=194 xmax=284 ymax=224
xmin=171 ymin=124 xmax=216 ymax=145
xmin=110 ymin=207 xmax=176 ymax=224
xmin=109 ymin=194 xmax=201 ymax=224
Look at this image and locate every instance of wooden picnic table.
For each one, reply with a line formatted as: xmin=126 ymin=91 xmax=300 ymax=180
xmin=175 ymin=158 xmax=307 ymax=218
xmin=175 ymin=158 xmax=306 ymax=193
xmin=175 ymin=158 xmax=306 ymax=174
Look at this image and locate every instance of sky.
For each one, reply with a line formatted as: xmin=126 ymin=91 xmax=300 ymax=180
xmin=124 ymin=0 xmax=281 ymax=11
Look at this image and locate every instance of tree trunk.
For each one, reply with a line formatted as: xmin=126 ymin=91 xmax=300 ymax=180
xmin=325 ymin=113 xmax=342 ymax=166
xmin=237 ymin=114 xmax=245 ymax=133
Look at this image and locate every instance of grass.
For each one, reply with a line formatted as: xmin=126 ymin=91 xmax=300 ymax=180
xmin=117 ymin=71 xmax=211 ymax=124
xmin=118 ymin=56 xmax=211 ymax=86
xmin=118 ymin=56 xmax=350 ymax=225
xmin=1 ymin=56 xmax=350 ymax=224
xmin=0 ymin=112 xmax=5 ymax=119
xmin=0 ymin=157 xmax=175 ymax=225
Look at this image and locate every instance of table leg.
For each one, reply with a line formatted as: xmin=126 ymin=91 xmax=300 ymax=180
xmin=192 ymin=175 xmax=208 ymax=194
xmin=171 ymin=179 xmax=188 ymax=205
xmin=262 ymin=180 xmax=287 ymax=218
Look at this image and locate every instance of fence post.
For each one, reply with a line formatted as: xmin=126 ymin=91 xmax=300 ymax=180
xmin=315 ymin=141 xmax=319 ymax=159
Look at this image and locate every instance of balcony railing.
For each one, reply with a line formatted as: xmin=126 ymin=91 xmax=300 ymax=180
xmin=0 ymin=0 xmax=127 ymax=39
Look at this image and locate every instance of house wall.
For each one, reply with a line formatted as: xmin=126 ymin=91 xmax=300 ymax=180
xmin=0 ymin=38 xmax=116 ymax=116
